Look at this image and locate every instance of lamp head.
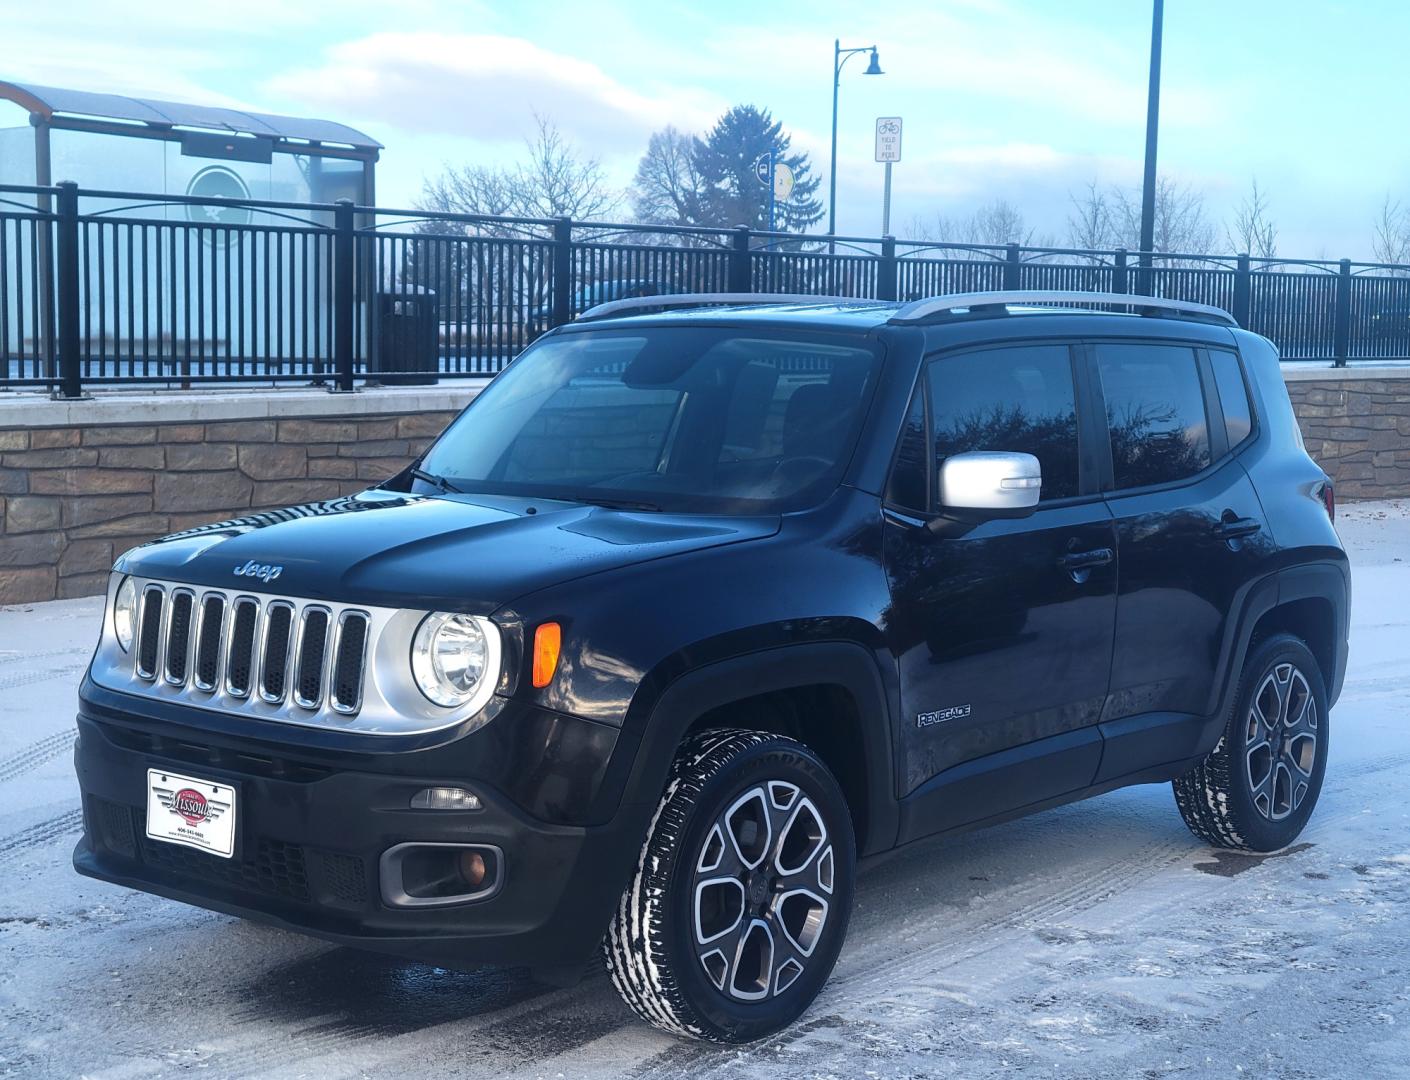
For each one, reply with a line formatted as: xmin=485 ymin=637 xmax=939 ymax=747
xmin=864 ymin=48 xmax=884 ymax=75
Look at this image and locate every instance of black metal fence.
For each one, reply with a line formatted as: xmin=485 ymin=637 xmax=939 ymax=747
xmin=5 ymin=180 xmax=1410 ymax=396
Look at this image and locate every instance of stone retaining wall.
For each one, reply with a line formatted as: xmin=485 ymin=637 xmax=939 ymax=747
xmin=0 ymin=388 xmax=479 ymax=605
xmin=0 ymin=369 xmax=1406 ymax=606
xmin=1284 ymin=371 xmax=1410 ymax=501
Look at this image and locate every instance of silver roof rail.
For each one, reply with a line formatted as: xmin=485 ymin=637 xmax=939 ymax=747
xmin=577 ymin=292 xmax=892 ymax=322
xmin=888 ymin=290 xmax=1237 ymax=326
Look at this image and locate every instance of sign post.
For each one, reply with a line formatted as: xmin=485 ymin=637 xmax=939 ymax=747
xmin=754 ymin=154 xmax=795 ymax=250
xmin=874 ymin=116 xmax=902 ymax=236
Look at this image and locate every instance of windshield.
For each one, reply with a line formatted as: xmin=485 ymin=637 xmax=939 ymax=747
xmin=417 ymin=327 xmax=881 ymax=514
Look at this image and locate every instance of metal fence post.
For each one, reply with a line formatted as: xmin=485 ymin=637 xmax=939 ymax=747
xmin=1003 ymin=243 xmax=1022 ymax=290
xmin=1232 ymin=253 xmax=1252 ymax=327
xmin=54 ymin=181 xmax=83 ymax=400
xmin=729 ymin=227 xmax=752 ymax=292
xmin=1333 ymin=258 xmax=1352 ymax=367
xmin=333 ymin=198 xmax=355 ymax=392
xmin=1112 ymin=249 xmax=1129 ymax=295
xmin=878 ymin=236 xmax=898 ymax=301
xmin=552 ymin=217 xmax=573 ymax=328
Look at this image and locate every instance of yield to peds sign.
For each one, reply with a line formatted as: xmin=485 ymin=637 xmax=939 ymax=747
xmin=875 ymin=117 xmax=902 ymax=162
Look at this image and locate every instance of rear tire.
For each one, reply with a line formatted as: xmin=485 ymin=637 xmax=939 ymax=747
xmin=1173 ymin=633 xmax=1328 ymax=852
xmin=604 ymin=728 xmax=855 ymax=1042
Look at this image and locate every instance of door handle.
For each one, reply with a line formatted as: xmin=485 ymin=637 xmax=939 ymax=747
xmin=1213 ymin=516 xmax=1262 ymax=540
xmin=1057 ymin=547 xmax=1114 ymax=572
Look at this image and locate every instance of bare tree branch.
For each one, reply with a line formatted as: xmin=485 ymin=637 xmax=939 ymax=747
xmin=907 ymin=199 xmax=1039 ymax=246
xmin=1371 ymin=195 xmax=1410 ymax=267
xmin=420 ymin=114 xmax=622 ymax=228
xmin=1225 ymin=178 xmax=1278 ymax=259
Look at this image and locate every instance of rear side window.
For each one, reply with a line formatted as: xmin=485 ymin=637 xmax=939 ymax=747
xmin=1209 ymin=349 xmax=1254 ymax=447
xmin=1094 ymin=343 xmax=1211 ymax=489
xmin=927 ymin=345 xmax=1080 ymax=502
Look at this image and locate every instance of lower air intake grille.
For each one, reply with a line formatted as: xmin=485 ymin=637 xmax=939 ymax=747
xmin=88 ymin=796 xmax=137 ymax=859
xmin=136 ymin=812 xmax=311 ymax=903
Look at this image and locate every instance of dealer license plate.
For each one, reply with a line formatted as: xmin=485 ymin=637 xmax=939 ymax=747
xmin=144 ymin=769 xmax=237 ymax=858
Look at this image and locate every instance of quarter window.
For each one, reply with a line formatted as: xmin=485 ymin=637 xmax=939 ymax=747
xmin=887 ymin=387 xmax=928 ymax=510
xmin=1209 ymin=349 xmax=1254 ymax=447
xmin=1095 ymin=344 xmax=1211 ymax=489
xmin=926 ymin=345 xmax=1081 ymax=502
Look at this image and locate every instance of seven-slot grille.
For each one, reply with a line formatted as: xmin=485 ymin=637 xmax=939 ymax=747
xmin=135 ymin=584 xmax=369 ymax=715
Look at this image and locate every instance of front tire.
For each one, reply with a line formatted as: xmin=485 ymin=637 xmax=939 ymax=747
xmin=605 ymin=729 xmax=855 ymax=1042
xmin=1173 ymin=633 xmax=1329 ymax=852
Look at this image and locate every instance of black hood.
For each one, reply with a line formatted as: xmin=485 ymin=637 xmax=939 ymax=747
xmin=116 ymin=491 xmax=779 ymax=614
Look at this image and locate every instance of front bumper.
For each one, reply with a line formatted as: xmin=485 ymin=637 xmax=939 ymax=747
xmin=72 ymin=693 xmax=650 ymax=975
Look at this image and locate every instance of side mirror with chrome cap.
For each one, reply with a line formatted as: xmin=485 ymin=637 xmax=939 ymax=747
xmin=928 ymin=451 xmax=1042 ymax=533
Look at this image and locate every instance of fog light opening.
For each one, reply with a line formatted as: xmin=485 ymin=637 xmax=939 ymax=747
xmin=380 ymin=842 xmax=502 ymax=907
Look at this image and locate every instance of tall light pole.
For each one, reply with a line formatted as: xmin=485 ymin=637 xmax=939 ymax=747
xmin=829 ymin=40 xmax=883 ymax=248
xmin=1138 ymin=0 xmax=1164 ymax=293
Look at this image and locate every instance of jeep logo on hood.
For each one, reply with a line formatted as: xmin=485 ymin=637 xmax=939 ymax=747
xmin=233 ymin=559 xmax=283 ymax=584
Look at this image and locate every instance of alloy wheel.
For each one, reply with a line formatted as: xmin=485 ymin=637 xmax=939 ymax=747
xmin=690 ymin=781 xmax=834 ymax=1001
xmin=1244 ymin=662 xmax=1318 ymax=821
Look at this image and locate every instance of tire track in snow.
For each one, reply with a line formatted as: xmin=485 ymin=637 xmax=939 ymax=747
xmin=0 ymin=648 xmax=88 ymax=665
xmin=0 ymin=808 xmax=83 ymax=863
xmin=0 ymin=663 xmax=85 ymax=692
xmin=0 ymin=729 xmax=77 ymax=784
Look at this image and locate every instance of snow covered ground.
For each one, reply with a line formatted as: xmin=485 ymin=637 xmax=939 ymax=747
xmin=1 ymin=502 xmax=1407 ymax=1079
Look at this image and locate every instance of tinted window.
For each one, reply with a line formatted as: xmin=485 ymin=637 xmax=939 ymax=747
xmin=419 ymin=329 xmax=879 ymax=514
xmin=927 ymin=345 xmax=1080 ymax=502
xmin=887 ymin=386 xmax=928 ymax=510
xmin=1095 ymin=343 xmax=1211 ymax=489
xmin=1210 ymin=349 xmax=1253 ymax=446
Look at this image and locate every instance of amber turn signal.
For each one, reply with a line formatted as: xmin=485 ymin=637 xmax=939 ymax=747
xmin=532 ymin=621 xmax=561 ymax=688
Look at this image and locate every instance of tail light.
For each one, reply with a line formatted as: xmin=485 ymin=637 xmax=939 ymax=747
xmin=1319 ymin=480 xmax=1335 ymax=522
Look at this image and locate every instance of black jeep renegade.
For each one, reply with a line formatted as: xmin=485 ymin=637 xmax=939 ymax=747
xmin=74 ymin=290 xmax=1349 ymax=1042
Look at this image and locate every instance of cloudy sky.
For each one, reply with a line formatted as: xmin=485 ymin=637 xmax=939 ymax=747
xmin=3 ymin=0 xmax=1404 ymax=256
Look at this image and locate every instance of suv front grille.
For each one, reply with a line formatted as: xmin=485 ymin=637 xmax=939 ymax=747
xmin=93 ymin=575 xmax=496 ymax=736
xmin=126 ymin=581 xmax=371 ymax=720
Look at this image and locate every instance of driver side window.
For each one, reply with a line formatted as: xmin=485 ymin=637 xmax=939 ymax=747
xmin=926 ymin=344 xmax=1082 ymax=503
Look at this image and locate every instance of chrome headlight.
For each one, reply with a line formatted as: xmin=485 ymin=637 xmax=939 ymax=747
xmin=113 ymin=575 xmax=138 ymax=653
xmin=410 ymin=612 xmax=495 ymax=708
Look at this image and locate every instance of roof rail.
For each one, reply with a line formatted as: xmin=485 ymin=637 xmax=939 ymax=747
xmin=577 ymin=292 xmax=890 ymax=322
xmin=888 ymin=290 xmax=1237 ymax=327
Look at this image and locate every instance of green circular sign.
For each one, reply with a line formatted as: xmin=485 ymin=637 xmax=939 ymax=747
xmin=185 ymin=167 xmax=252 ymax=237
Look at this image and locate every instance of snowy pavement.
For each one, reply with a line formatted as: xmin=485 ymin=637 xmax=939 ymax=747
xmin=1 ymin=503 xmax=1408 ymax=1078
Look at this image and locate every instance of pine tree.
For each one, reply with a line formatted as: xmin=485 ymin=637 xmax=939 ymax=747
xmin=689 ymin=106 xmax=823 ymax=233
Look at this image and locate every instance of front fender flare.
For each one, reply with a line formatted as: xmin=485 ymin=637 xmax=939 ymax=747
xmin=599 ymin=641 xmax=899 ymax=856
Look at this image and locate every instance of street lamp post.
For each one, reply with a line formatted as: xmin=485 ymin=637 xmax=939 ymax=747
xmin=829 ymin=39 xmax=883 ymax=249
xmin=1138 ymin=0 xmax=1164 ymax=294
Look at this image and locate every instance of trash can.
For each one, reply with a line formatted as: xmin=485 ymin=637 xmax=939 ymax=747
xmin=374 ymin=286 xmax=439 ymax=385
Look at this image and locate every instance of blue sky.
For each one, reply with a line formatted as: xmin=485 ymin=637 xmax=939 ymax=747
xmin=5 ymin=0 xmax=1405 ymax=256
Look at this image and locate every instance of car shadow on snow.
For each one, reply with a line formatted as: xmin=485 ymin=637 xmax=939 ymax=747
xmin=232 ymin=946 xmax=552 ymax=1036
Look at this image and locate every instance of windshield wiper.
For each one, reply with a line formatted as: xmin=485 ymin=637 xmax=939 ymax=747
xmin=408 ymin=467 xmax=465 ymax=495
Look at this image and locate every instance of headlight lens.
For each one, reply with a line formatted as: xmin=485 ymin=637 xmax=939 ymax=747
xmin=411 ymin=612 xmax=490 ymax=707
xmin=113 ymin=576 xmax=138 ymax=653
